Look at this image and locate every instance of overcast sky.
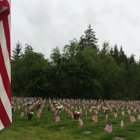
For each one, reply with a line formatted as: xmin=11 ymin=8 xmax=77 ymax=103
xmin=11 ymin=0 xmax=140 ymax=60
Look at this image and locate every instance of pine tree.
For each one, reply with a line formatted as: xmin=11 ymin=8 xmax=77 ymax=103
xmin=12 ymin=41 xmax=22 ymax=61
xmin=112 ymin=44 xmax=119 ymax=63
xmin=110 ymin=47 xmax=114 ymax=56
xmin=119 ymin=46 xmax=128 ymax=64
xmin=129 ymin=54 xmax=135 ymax=64
xmin=79 ymin=24 xmax=98 ymax=51
xmin=24 ymin=43 xmax=34 ymax=53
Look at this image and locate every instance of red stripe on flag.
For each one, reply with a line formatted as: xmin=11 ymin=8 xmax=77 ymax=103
xmin=0 ymin=99 xmax=11 ymax=127
xmin=0 ymin=44 xmax=11 ymax=102
xmin=0 ymin=1 xmax=10 ymax=21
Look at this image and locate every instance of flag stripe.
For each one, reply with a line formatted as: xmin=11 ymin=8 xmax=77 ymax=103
xmin=0 ymin=1 xmax=10 ymax=21
xmin=0 ymin=44 xmax=11 ymax=101
xmin=2 ymin=16 xmax=10 ymax=59
xmin=0 ymin=99 xmax=11 ymax=127
xmin=0 ymin=120 xmax=4 ymax=130
xmin=0 ymin=75 xmax=11 ymax=122
xmin=0 ymin=13 xmax=11 ymax=80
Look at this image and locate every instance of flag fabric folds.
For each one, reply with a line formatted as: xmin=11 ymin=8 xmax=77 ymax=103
xmin=0 ymin=0 xmax=12 ymax=130
xmin=104 ymin=121 xmax=113 ymax=134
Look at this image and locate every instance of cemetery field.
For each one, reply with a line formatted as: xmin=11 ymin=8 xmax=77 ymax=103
xmin=1 ymin=98 xmax=140 ymax=140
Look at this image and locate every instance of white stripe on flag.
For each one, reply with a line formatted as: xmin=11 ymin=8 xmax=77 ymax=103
xmin=0 ymin=21 xmax=11 ymax=81
xmin=0 ymin=75 xmax=12 ymax=122
xmin=0 ymin=120 xmax=4 ymax=130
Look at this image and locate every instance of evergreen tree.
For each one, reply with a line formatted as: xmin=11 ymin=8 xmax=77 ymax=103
xmin=128 ymin=54 xmax=135 ymax=64
xmin=112 ymin=44 xmax=119 ymax=63
xmin=24 ymin=43 xmax=34 ymax=53
xmin=101 ymin=41 xmax=110 ymax=54
xmin=79 ymin=24 xmax=98 ymax=51
xmin=110 ymin=47 xmax=114 ymax=56
xmin=119 ymin=46 xmax=128 ymax=64
xmin=12 ymin=41 xmax=22 ymax=61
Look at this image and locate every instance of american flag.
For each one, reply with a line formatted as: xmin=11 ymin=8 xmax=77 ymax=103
xmin=120 ymin=120 xmax=124 ymax=127
xmin=133 ymin=108 xmax=136 ymax=112
xmin=71 ymin=112 xmax=74 ymax=119
xmin=127 ymin=109 xmax=131 ymax=114
xmin=0 ymin=0 xmax=12 ymax=130
xmin=94 ymin=109 xmax=98 ymax=114
xmin=89 ymin=107 xmax=92 ymax=113
xmin=18 ymin=105 xmax=21 ymax=109
xmin=55 ymin=113 xmax=60 ymax=123
xmin=130 ymin=115 xmax=136 ymax=122
xmin=20 ymin=111 xmax=24 ymax=119
xmin=114 ymin=112 xmax=117 ymax=118
xmin=92 ymin=114 xmax=98 ymax=122
xmin=24 ymin=107 xmax=27 ymax=112
xmin=104 ymin=121 xmax=113 ymax=134
xmin=105 ymin=114 xmax=108 ymax=119
xmin=138 ymin=114 xmax=140 ymax=120
xmin=79 ymin=118 xmax=84 ymax=126
xmin=36 ymin=111 xmax=40 ymax=118
xmin=122 ymin=110 xmax=124 ymax=116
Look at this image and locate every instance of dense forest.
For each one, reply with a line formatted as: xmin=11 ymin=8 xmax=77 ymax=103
xmin=11 ymin=25 xmax=140 ymax=100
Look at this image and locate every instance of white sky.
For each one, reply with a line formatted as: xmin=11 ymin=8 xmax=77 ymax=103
xmin=11 ymin=0 xmax=140 ymax=60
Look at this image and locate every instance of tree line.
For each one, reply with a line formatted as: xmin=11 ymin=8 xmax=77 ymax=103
xmin=11 ymin=25 xmax=140 ymax=100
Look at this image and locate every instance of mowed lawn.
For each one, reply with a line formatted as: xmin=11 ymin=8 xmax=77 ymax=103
xmin=1 ymin=99 xmax=140 ymax=140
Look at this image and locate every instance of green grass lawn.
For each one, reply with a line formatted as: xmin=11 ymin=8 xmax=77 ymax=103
xmin=1 ymin=99 xmax=140 ymax=140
